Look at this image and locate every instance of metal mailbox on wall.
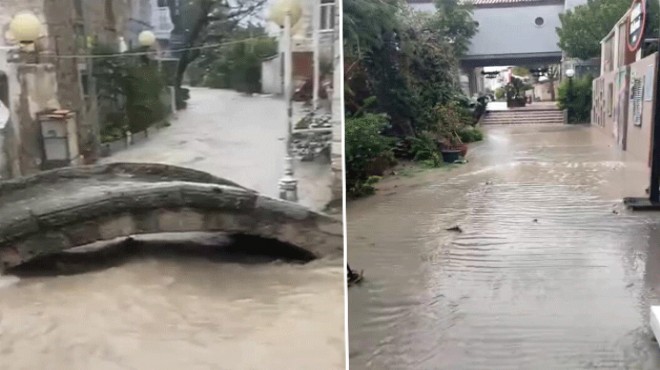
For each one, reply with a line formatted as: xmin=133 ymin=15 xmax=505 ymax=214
xmin=38 ymin=110 xmax=81 ymax=170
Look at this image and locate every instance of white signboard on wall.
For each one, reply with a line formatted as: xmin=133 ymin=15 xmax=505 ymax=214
xmin=645 ymin=64 xmax=654 ymax=101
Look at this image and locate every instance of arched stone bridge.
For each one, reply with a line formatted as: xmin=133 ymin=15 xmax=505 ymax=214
xmin=0 ymin=163 xmax=343 ymax=271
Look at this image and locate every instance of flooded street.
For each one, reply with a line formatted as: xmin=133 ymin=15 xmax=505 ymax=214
xmin=0 ymin=238 xmax=345 ymax=369
xmin=348 ymin=124 xmax=660 ymax=369
xmin=0 ymin=87 xmax=344 ymax=369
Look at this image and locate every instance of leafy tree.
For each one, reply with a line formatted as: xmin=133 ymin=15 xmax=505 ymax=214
xmin=558 ymin=75 xmax=593 ymax=123
xmin=556 ymin=0 xmax=659 ymax=60
xmin=429 ymin=0 xmax=478 ymax=56
xmin=165 ymin=0 xmax=266 ymax=108
xmin=343 ymin=0 xmax=402 ymax=61
xmin=512 ymin=66 xmax=530 ymax=76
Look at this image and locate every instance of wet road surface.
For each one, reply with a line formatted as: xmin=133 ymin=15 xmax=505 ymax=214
xmin=348 ymin=124 xmax=660 ymax=369
xmin=101 ymin=87 xmax=333 ymax=211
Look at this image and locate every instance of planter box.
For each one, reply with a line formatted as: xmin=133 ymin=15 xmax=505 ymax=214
xmin=507 ymin=98 xmax=526 ymax=108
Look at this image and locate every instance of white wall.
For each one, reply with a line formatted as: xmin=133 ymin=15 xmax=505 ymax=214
xmin=470 ymin=5 xmax=563 ymax=56
xmin=262 ymin=56 xmax=283 ymax=95
xmin=410 ymin=1 xmax=563 ymax=58
xmin=150 ymin=0 xmax=174 ymax=40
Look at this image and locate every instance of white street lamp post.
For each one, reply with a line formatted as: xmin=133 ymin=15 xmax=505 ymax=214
xmin=312 ymin=0 xmax=320 ymax=117
xmin=269 ymin=0 xmax=302 ymax=202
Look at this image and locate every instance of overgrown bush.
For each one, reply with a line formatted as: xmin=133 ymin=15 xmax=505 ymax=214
xmin=93 ymin=44 xmax=167 ymax=137
xmin=410 ymin=132 xmax=442 ymax=167
xmin=198 ymin=37 xmax=277 ymax=94
xmin=346 ymin=113 xmax=394 ymax=197
xmin=458 ymin=126 xmax=484 ymax=143
xmin=557 ymin=75 xmax=593 ymax=123
xmin=343 ymin=0 xmax=479 ymax=195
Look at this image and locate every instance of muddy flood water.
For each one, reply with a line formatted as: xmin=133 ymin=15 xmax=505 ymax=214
xmin=0 ymin=234 xmax=345 ymax=370
xmin=348 ymin=124 xmax=660 ymax=369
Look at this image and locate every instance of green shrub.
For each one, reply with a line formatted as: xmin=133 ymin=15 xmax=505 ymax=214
xmin=409 ymin=132 xmax=442 ymax=167
xmin=458 ymin=126 xmax=484 ymax=143
xmin=346 ymin=113 xmax=394 ymax=197
xmin=557 ymin=75 xmax=593 ymax=123
xmin=349 ymin=176 xmax=382 ymax=197
xmin=201 ymin=38 xmax=277 ymax=94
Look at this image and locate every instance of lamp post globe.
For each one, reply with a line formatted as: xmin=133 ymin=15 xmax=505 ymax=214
xmin=9 ymin=12 xmax=41 ymax=44
xmin=268 ymin=0 xmax=303 ymax=27
xmin=565 ymin=68 xmax=575 ymax=78
xmin=138 ymin=30 xmax=156 ymax=47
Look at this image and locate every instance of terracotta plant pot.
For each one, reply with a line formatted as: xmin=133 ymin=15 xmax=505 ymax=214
xmin=456 ymin=143 xmax=468 ymax=157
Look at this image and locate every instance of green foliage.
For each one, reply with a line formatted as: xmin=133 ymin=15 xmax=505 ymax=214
xmin=350 ymin=176 xmax=382 ymax=197
xmin=166 ymin=0 xmax=266 ymax=108
xmin=556 ymin=0 xmax=659 ymax=60
xmin=343 ymin=0 xmax=402 ymax=60
xmin=195 ymin=31 xmax=277 ymax=94
xmin=431 ymin=0 xmax=479 ymax=56
xmin=93 ymin=44 xmax=166 ymax=138
xmin=495 ymin=87 xmax=505 ymax=100
xmin=512 ymin=66 xmax=530 ymax=76
xmin=458 ymin=126 xmax=484 ymax=143
xmin=344 ymin=0 xmax=478 ymax=195
xmin=433 ymin=103 xmax=470 ymax=144
xmin=345 ymin=113 xmax=393 ymax=197
xmin=410 ymin=132 xmax=442 ymax=167
xmin=557 ymin=75 xmax=594 ymax=123
xmin=125 ymin=65 xmax=167 ymax=132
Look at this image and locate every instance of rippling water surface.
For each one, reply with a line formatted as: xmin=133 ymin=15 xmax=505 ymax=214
xmin=348 ymin=124 xmax=660 ymax=369
xmin=0 ymin=236 xmax=345 ymax=370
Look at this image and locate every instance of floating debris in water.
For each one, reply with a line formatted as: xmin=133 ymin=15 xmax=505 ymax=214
xmin=446 ymin=226 xmax=463 ymax=233
xmin=347 ymin=265 xmax=364 ymax=287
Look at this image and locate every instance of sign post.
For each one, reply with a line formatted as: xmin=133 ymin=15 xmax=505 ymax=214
xmin=627 ymin=0 xmax=646 ymax=53
xmin=623 ymin=0 xmax=660 ymax=209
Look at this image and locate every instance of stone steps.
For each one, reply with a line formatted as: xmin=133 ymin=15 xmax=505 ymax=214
xmin=481 ymin=110 xmax=566 ymax=125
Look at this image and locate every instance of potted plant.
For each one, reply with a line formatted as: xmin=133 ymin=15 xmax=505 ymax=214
xmin=505 ymin=77 xmax=529 ymax=108
xmin=438 ymin=131 xmax=467 ymax=162
xmin=434 ymin=104 xmax=468 ymax=162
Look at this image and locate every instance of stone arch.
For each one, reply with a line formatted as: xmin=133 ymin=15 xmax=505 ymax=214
xmin=0 ymin=164 xmax=342 ymax=271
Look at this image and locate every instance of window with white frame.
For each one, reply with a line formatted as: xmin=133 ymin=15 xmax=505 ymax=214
xmin=320 ymin=0 xmax=335 ymax=31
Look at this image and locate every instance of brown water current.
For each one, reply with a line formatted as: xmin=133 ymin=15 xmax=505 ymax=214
xmin=348 ymin=124 xmax=660 ymax=369
xmin=0 ymin=234 xmax=345 ymax=369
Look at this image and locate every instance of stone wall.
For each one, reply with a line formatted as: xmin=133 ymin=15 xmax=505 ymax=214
xmin=1 ymin=1 xmax=153 ymax=163
xmin=11 ymin=64 xmax=61 ymax=177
